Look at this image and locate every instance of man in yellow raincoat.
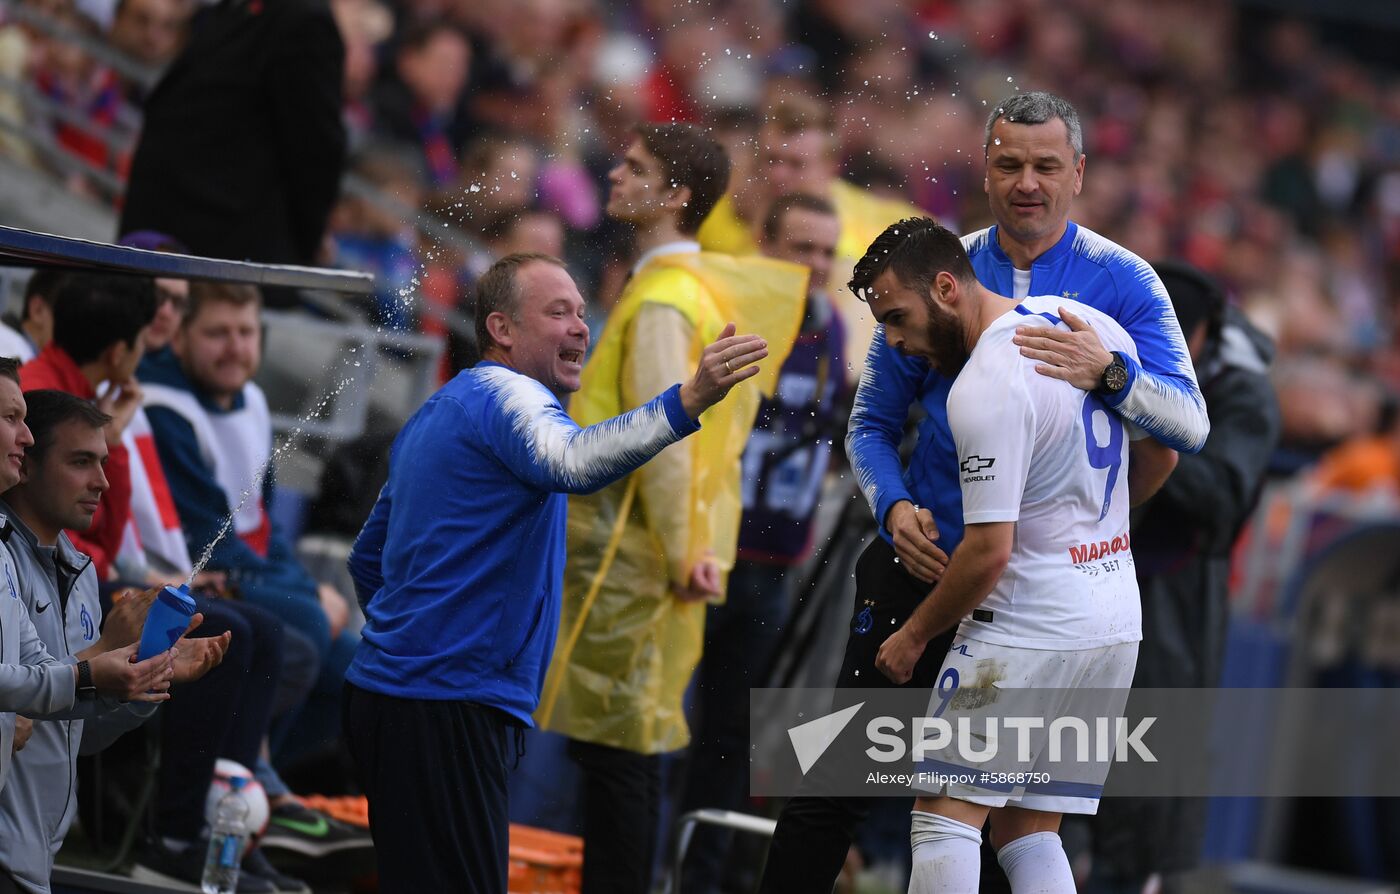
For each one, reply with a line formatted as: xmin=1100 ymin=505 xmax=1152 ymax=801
xmin=698 ymin=93 xmax=929 ymax=375
xmin=535 ymin=123 xmax=807 ymax=894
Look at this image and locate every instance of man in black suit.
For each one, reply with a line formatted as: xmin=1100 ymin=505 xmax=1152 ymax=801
xmin=121 ymin=0 xmax=347 ymax=305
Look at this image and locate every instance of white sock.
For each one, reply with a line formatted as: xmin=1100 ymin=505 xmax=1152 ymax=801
xmin=996 ymin=831 xmax=1075 ymax=893
xmin=908 ymin=810 xmax=982 ymax=893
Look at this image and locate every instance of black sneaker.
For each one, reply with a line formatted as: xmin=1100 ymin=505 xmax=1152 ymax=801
xmin=130 ymin=839 xmax=276 ymax=893
xmin=242 ymin=848 xmax=312 ymax=893
xmin=259 ymin=801 xmax=373 ymax=858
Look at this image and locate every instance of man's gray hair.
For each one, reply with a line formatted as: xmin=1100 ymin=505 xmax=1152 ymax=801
xmin=984 ymin=91 xmax=1084 ymax=159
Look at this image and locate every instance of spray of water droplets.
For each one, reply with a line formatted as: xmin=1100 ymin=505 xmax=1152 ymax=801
xmin=187 ymin=167 xmax=515 ymax=582
xmin=187 ymin=373 xmax=358 ymax=584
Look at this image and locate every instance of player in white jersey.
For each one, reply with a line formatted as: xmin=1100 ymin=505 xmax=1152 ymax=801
xmin=851 ymin=219 xmax=1179 ymax=893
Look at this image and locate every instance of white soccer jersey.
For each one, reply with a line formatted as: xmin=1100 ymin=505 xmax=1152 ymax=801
xmin=948 ymin=295 xmax=1144 ymax=650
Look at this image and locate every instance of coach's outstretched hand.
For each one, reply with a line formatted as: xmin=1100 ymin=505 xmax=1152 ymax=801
xmin=678 ymin=323 xmax=768 ymax=420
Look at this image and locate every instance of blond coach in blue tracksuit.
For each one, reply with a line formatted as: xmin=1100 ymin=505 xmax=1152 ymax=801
xmin=343 ymin=253 xmax=769 ymax=894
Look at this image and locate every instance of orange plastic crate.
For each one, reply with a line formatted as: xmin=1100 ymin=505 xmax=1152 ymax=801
xmin=287 ymin=800 xmax=581 ymax=894
xmin=298 ymin=795 xmax=370 ymax=828
xmin=508 ymin=824 xmax=582 ymax=894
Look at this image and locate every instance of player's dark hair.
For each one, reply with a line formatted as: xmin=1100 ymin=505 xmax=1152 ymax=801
xmin=635 ymin=123 xmax=730 ymax=235
xmin=849 ymin=218 xmax=976 ymax=302
xmin=0 ymin=356 xmax=19 ymax=384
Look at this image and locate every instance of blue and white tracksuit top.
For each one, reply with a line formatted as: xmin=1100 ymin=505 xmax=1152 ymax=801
xmin=346 ymin=363 xmax=700 ymax=725
xmin=847 ymin=221 xmax=1209 ymax=556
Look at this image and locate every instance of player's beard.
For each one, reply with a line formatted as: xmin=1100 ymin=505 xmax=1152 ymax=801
xmin=923 ymin=295 xmax=970 ymax=376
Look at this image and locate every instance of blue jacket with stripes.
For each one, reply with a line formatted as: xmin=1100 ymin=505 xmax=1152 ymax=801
xmin=847 ymin=221 xmax=1208 ymax=556
xmin=346 ymin=363 xmax=699 ymax=724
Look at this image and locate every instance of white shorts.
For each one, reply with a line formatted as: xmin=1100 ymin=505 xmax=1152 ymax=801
xmin=911 ymin=635 xmax=1139 ymax=815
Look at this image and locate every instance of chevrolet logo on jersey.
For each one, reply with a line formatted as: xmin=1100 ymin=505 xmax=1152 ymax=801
xmin=960 ymin=456 xmax=995 ymax=474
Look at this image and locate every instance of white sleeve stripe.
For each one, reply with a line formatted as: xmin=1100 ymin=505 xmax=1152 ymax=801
xmin=1116 ymin=370 xmax=1209 ymax=453
xmin=482 ymin=368 xmax=680 ymax=491
xmin=1070 ymin=228 xmax=1209 ymax=452
xmin=847 ymin=325 xmax=891 ymax=516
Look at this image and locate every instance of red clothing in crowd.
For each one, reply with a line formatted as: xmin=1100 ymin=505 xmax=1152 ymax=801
xmin=19 ymin=345 xmax=132 ymax=581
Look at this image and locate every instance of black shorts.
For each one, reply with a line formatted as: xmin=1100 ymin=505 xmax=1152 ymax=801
xmin=835 ymin=536 xmax=954 ymax=690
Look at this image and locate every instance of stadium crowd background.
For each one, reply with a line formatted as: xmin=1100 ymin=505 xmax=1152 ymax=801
xmin=1 ymin=0 xmax=1398 ymax=467
xmin=0 ymin=0 xmax=1397 ymax=890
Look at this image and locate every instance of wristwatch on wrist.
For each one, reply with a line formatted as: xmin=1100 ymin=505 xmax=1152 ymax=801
xmin=1098 ymin=352 xmax=1128 ymax=395
xmin=76 ymin=660 xmax=97 ymax=700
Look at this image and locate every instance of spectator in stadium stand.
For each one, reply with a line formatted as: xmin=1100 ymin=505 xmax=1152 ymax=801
xmin=343 ymin=252 xmax=766 ymax=893
xmin=25 ymin=4 xmax=124 ymax=184
xmin=107 ymin=0 xmax=190 ymax=105
xmin=368 ymin=18 xmax=472 ymax=187
xmin=19 ymin=273 xmax=156 ymax=581
xmin=447 ymin=208 xmax=567 ymax=374
xmin=678 ymin=192 xmax=848 ymax=892
xmin=1090 ymin=262 xmax=1280 ymax=892
xmin=119 ymin=0 xmax=346 ymax=308
xmin=326 ymin=142 xmax=426 ymax=331
xmin=0 ymin=389 xmax=224 ymax=894
xmin=418 ymin=134 xmax=541 ymax=357
xmin=5 ymin=259 xmax=312 ymax=890
xmin=457 ymin=208 xmax=567 ymax=295
xmin=534 ymin=124 xmax=806 ymax=894
xmin=695 ymin=107 xmax=764 ymax=256
xmin=114 ymin=232 xmax=370 ymax=879
xmin=107 ymin=0 xmax=188 ymax=69
xmin=1309 ymin=399 xmax=1400 ymax=497
xmin=139 ymin=282 xmax=357 ymax=769
xmin=329 ymin=0 xmax=389 ymax=151
xmin=760 ymin=90 xmax=1211 ymax=894
xmin=697 ymin=93 xmax=926 ymax=374
xmin=0 ymin=269 xmax=65 ymax=364
xmin=448 ymin=134 xmax=542 ymax=235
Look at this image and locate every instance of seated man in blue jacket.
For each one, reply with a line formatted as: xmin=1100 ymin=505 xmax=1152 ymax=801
xmin=344 ymin=252 xmax=768 ymax=894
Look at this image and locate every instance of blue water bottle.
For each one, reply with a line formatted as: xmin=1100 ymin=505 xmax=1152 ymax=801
xmin=136 ymin=584 xmax=196 ymax=661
